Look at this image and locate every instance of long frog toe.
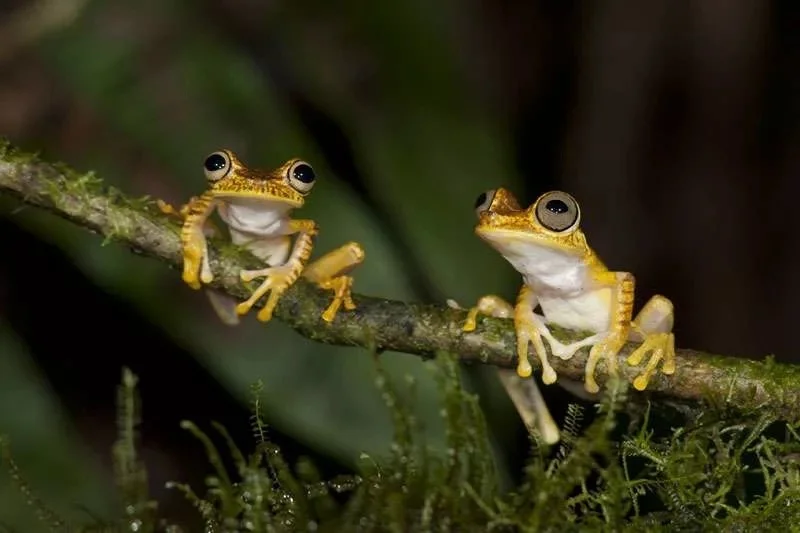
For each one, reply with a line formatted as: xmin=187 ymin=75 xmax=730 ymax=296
xmin=235 ymin=265 xmax=296 ymax=323
xmin=516 ymin=323 xmax=557 ymax=384
xmin=318 ymin=276 xmax=355 ymax=323
xmin=257 ymin=289 xmax=284 ymax=322
xmin=236 ymin=271 xmax=276 ymax=317
xmin=627 ymin=332 xmax=675 ymax=391
xmin=181 ymin=249 xmax=204 ymax=290
xmin=463 ymin=306 xmax=481 ymax=332
xmin=157 ymin=199 xmax=180 ymax=217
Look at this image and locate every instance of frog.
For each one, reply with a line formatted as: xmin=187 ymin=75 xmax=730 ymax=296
xmin=158 ymin=149 xmax=365 ymax=325
xmin=462 ymin=188 xmax=676 ymax=394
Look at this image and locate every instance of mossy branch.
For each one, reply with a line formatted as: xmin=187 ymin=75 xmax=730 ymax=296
xmin=0 ymin=140 xmax=797 ymax=419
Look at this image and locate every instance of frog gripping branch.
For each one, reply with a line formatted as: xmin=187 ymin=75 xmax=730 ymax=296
xmin=159 ymin=149 xmax=365 ymax=325
xmin=4 ymin=141 xmax=800 ymax=421
xmin=463 ymin=188 xmax=676 ymax=394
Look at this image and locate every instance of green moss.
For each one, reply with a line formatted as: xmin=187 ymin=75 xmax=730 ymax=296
xmin=5 ymin=353 xmax=800 ymax=531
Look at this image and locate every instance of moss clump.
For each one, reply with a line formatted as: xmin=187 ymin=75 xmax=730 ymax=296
xmin=4 ymin=353 xmax=800 ymax=531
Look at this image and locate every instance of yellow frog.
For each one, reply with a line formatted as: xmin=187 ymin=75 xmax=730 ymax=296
xmin=463 ymin=188 xmax=675 ymax=393
xmin=158 ymin=149 xmax=364 ymax=324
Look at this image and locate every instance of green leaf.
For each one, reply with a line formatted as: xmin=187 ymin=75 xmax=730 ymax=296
xmin=0 ymin=323 xmax=116 ymax=531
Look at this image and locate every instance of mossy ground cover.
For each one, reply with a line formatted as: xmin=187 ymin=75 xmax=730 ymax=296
xmin=3 ymin=352 xmax=800 ymax=532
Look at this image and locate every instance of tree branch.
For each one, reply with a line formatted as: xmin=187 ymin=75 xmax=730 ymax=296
xmin=0 ymin=140 xmax=797 ymax=420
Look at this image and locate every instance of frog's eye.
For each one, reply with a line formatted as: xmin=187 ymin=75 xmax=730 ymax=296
xmin=203 ymin=151 xmax=232 ymax=182
xmin=535 ymin=191 xmax=580 ymax=232
xmin=287 ymin=160 xmax=316 ymax=194
xmin=474 ymin=189 xmax=496 ymax=215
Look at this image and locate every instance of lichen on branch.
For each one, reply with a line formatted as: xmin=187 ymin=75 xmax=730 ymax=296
xmin=0 ymin=139 xmax=798 ymax=420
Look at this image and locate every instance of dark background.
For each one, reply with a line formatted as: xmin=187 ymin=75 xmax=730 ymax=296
xmin=0 ymin=0 xmax=797 ymax=529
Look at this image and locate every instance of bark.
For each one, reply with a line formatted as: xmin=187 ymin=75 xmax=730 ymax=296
xmin=0 ymin=140 xmax=797 ymax=420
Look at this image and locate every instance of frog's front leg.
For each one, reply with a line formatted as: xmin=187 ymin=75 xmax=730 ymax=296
xmin=450 ymin=298 xmax=559 ymax=444
xmin=158 ymin=197 xmax=222 ymax=235
xmin=236 ymin=219 xmax=318 ymax=322
xmin=157 ymin=197 xmax=195 ymax=219
xmin=513 ymin=286 xmax=560 ymax=384
xmin=462 ymin=290 xmax=559 ymax=384
xmin=625 ymin=295 xmax=676 ymax=391
xmin=582 ymin=272 xmax=635 ymax=393
xmin=301 ymin=241 xmax=365 ymax=322
xmin=178 ymin=192 xmax=217 ymax=289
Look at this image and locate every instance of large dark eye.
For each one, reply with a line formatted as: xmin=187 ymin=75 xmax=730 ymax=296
xmin=535 ymin=191 xmax=580 ymax=232
xmin=203 ymin=151 xmax=231 ymax=182
xmin=474 ymin=189 xmax=496 ymax=215
xmin=287 ymin=160 xmax=315 ymax=193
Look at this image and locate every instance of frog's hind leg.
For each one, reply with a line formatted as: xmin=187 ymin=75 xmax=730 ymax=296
xmin=496 ymin=369 xmax=560 ymax=445
xmin=302 ymin=241 xmax=365 ymax=322
xmin=626 ymin=295 xmax=675 ymax=391
xmin=205 ymin=290 xmax=241 ymax=326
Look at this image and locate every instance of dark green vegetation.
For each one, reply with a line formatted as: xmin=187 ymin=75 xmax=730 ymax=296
xmin=0 ymin=2 xmax=796 ymax=530
xmin=3 ymin=353 xmax=800 ymax=532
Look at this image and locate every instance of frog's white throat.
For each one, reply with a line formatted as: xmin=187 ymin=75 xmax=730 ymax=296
xmin=217 ymin=198 xmax=294 ymax=239
xmin=488 ymin=237 xmax=589 ymax=296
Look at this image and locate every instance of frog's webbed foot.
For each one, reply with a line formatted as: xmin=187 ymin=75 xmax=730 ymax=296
xmin=449 ymin=298 xmax=560 ymax=444
xmin=515 ymin=313 xmax=558 ymax=385
xmin=461 ymin=294 xmax=559 ymax=384
xmin=181 ymin=237 xmax=212 ymax=290
xmin=626 ymin=295 xmax=676 ymax=391
xmin=316 ymin=276 xmax=356 ymax=322
xmin=157 ymin=198 xmax=188 ymax=219
xmin=626 ymin=332 xmax=675 ymax=391
xmin=302 ymin=241 xmax=365 ymax=323
xmin=237 ymin=264 xmax=300 ymax=322
xmin=180 ymin=211 xmax=215 ymax=290
xmin=584 ymin=332 xmax=626 ymax=394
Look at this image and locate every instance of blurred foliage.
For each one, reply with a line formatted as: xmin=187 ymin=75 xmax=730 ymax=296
xmin=16 ymin=0 xmax=523 ymax=452
xmin=6 ymin=353 xmax=800 ymax=531
xmin=1 ymin=0 xmax=795 ymax=529
xmin=1 ymin=0 xmax=526 ymax=525
xmin=0 ymin=324 xmax=117 ymax=530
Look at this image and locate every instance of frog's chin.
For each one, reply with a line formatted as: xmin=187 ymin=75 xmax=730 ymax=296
xmin=218 ymin=198 xmax=294 ymax=237
xmin=476 ymin=227 xmax=582 ymax=257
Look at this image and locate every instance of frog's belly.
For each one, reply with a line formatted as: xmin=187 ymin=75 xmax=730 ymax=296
xmin=537 ymin=287 xmax=612 ymax=333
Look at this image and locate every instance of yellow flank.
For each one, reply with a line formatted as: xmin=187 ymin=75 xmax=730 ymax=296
xmin=159 ymin=149 xmax=365 ymax=325
xmin=464 ymin=187 xmax=677 ymax=394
